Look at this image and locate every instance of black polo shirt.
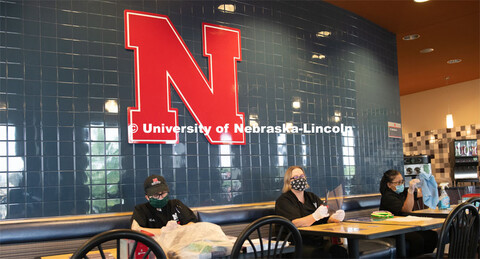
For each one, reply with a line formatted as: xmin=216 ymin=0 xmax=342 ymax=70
xmin=275 ymin=190 xmax=329 ymax=225
xmin=131 ymin=199 xmax=197 ymax=228
xmin=380 ymin=188 xmax=416 ymax=216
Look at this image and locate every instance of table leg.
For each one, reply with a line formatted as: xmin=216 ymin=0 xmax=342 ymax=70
xmin=347 ymin=238 xmax=359 ymax=259
xmin=395 ymin=234 xmax=406 ymax=258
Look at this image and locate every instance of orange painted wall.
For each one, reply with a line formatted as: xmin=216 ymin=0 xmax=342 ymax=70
xmin=401 ymin=79 xmax=480 ymax=134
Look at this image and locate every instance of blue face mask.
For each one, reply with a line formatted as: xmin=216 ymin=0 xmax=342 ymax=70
xmin=394 ymin=184 xmax=404 ymax=194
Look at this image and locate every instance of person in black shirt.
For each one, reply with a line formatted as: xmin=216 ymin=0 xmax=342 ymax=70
xmin=379 ymin=169 xmax=438 ymax=257
xmin=131 ymin=175 xmax=197 ymax=235
xmin=275 ymin=166 xmax=347 ymax=258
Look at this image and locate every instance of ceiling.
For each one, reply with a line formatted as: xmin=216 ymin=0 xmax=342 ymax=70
xmin=324 ymin=0 xmax=480 ymax=96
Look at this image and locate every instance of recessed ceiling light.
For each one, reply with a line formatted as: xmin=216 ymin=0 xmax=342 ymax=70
xmin=218 ymin=4 xmax=235 ymax=13
xmin=105 ymin=100 xmax=118 ymax=113
xmin=316 ymin=31 xmax=331 ymax=38
xmin=419 ymin=48 xmax=434 ymax=53
xmin=312 ymin=54 xmax=326 ymax=59
xmin=292 ymin=101 xmax=301 ymax=109
xmin=447 ymin=59 xmax=462 ymax=64
xmin=402 ymin=34 xmax=420 ymax=40
xmin=414 ymin=0 xmax=430 ymax=2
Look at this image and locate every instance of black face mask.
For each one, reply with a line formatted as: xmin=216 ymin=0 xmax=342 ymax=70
xmin=291 ymin=178 xmax=308 ymax=191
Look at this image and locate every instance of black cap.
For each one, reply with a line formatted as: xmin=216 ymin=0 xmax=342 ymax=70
xmin=144 ymin=175 xmax=169 ymax=196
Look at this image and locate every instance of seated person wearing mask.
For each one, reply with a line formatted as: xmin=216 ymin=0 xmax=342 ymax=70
xmin=275 ymin=166 xmax=348 ymax=258
xmin=379 ymin=169 xmax=438 ymax=257
xmin=131 ymin=175 xmax=197 ymax=235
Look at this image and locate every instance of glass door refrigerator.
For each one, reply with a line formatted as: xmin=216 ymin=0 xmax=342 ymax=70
xmin=450 ymin=139 xmax=479 ymax=186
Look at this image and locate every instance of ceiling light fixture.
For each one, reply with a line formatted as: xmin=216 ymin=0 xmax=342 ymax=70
xmin=414 ymin=0 xmax=430 ymax=3
xmin=447 ymin=59 xmax=462 ymax=64
xmin=334 ymin=111 xmax=341 ymax=122
xmin=218 ymin=4 xmax=235 ymax=13
xmin=316 ymin=31 xmax=331 ymax=38
xmin=419 ymin=48 xmax=434 ymax=53
xmin=292 ymin=100 xmax=301 ymax=109
xmin=249 ymin=120 xmax=258 ymax=127
xmin=312 ymin=54 xmax=326 ymax=60
xmin=105 ymin=100 xmax=118 ymax=113
xmin=402 ymin=34 xmax=420 ymax=41
xmin=446 ymin=114 xmax=454 ymax=129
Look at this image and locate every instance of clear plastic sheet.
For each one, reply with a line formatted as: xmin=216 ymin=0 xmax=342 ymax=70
xmin=326 ymin=184 xmax=343 ymax=214
xmin=155 ymin=222 xmax=234 ymax=259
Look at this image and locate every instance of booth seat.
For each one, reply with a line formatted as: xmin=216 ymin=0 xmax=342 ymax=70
xmin=196 ymin=204 xmax=275 ymax=237
xmin=0 ymin=215 xmax=132 ymax=245
xmin=0 ymin=214 xmax=133 ymax=258
xmin=0 ymin=194 xmax=394 ymax=259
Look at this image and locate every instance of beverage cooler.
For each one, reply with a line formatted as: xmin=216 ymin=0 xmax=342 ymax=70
xmin=450 ymin=139 xmax=479 ymax=186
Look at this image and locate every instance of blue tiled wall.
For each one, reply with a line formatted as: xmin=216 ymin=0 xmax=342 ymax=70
xmin=0 ymin=0 xmax=402 ymax=219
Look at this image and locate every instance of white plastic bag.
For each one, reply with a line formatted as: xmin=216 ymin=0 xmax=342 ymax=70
xmin=155 ymin=222 xmax=234 ymax=259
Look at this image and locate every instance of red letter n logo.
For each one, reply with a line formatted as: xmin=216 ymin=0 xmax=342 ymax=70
xmin=124 ymin=10 xmax=245 ymax=145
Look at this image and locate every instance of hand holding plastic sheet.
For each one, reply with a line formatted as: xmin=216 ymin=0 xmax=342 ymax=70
xmin=326 ymin=184 xmax=344 ymax=213
xmin=408 ymin=179 xmax=421 ymax=193
xmin=312 ymin=205 xmax=329 ymax=221
xmin=330 ymin=210 xmax=345 ymax=222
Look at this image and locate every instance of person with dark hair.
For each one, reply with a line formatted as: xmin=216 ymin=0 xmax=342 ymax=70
xmin=379 ymin=169 xmax=438 ymax=256
xmin=275 ymin=166 xmax=348 ymax=258
xmin=131 ymin=175 xmax=197 ymax=235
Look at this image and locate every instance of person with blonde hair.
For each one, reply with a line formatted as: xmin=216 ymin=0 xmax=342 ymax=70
xmin=275 ymin=166 xmax=347 ymax=258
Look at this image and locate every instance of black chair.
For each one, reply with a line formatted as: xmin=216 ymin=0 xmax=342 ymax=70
xmin=465 ymin=197 xmax=480 ymax=256
xmin=435 ymin=201 xmax=480 ymax=258
xmin=230 ymin=215 xmax=302 ymax=258
xmin=71 ymin=229 xmax=166 ymax=259
xmin=466 ymin=196 xmax=480 ymax=209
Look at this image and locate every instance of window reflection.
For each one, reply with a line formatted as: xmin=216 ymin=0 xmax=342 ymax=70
xmin=301 ymin=134 xmax=308 ymax=166
xmin=0 ymin=204 xmax=6 ymax=219
xmin=173 ymin=143 xmax=186 ymax=168
xmin=220 ymin=134 xmax=232 ymax=167
xmin=277 ymin=134 xmax=287 ymax=166
xmin=0 ymin=125 xmax=25 ymax=219
xmin=1 ymin=126 xmax=24 ymax=170
xmin=342 ymin=129 xmax=355 ymax=195
xmin=87 ymin=125 xmax=121 ymax=214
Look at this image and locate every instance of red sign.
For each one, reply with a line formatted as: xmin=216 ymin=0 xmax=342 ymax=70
xmin=388 ymin=122 xmax=402 ymax=139
xmin=124 ymin=10 xmax=245 ymax=145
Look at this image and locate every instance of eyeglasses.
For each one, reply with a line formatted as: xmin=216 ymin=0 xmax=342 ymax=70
xmin=391 ymin=180 xmax=405 ymax=185
xmin=290 ymin=174 xmax=306 ymax=180
xmin=149 ymin=192 xmax=168 ymax=199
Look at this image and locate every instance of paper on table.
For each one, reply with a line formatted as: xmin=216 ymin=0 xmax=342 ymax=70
xmin=385 ymin=216 xmax=434 ymax=222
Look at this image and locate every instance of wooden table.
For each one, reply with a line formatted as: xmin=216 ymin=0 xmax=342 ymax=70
xmin=299 ymin=222 xmax=417 ymax=258
xmin=408 ymin=205 xmax=456 ymax=218
xmin=346 ymin=216 xmax=445 ymax=230
xmin=41 ymin=248 xmax=117 ymax=258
